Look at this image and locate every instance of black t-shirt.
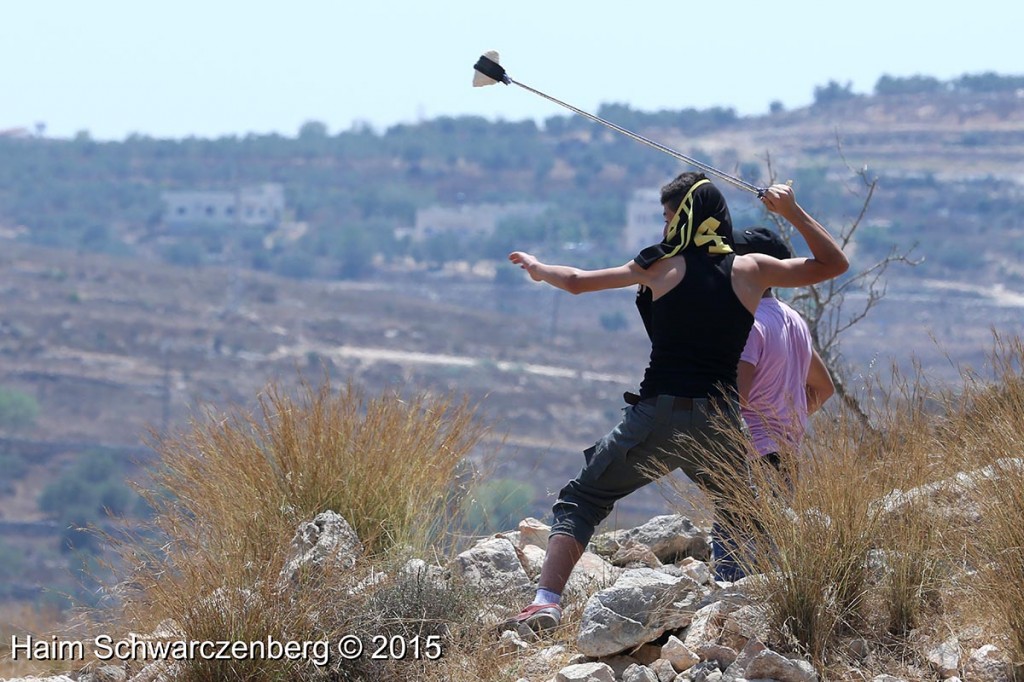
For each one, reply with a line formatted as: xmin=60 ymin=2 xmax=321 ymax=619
xmin=637 ymin=251 xmax=754 ymax=400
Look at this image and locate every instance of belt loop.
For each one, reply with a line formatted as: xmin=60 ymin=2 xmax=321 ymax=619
xmin=655 ymin=395 xmax=673 ymax=423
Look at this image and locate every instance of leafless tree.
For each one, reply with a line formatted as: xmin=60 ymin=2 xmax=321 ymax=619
xmin=763 ymin=146 xmax=920 ymax=427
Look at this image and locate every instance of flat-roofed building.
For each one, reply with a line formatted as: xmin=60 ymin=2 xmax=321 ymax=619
xmin=162 ymin=183 xmax=285 ymax=227
xmin=623 ymin=189 xmax=662 ymax=253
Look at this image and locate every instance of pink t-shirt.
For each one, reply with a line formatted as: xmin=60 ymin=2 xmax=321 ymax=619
xmin=739 ymin=297 xmax=812 ymax=457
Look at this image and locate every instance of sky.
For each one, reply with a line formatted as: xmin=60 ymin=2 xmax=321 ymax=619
xmin=2 ymin=0 xmax=1022 ymax=141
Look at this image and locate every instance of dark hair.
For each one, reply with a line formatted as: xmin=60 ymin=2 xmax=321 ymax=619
xmin=660 ymin=171 xmax=708 ymax=211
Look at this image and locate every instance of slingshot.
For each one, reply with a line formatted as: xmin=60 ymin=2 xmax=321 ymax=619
xmin=473 ymin=51 xmax=767 ymax=197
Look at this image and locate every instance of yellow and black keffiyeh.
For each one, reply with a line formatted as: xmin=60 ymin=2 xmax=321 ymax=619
xmin=634 ymin=179 xmax=734 ymax=269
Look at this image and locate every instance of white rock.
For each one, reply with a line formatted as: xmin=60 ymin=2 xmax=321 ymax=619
xmin=662 ymin=635 xmax=701 ymax=672
xmin=453 ymin=536 xmax=532 ymax=596
xmin=963 ymin=644 xmax=1010 ymax=682
xmin=676 ymin=557 xmax=713 ymax=585
xmin=591 ymin=515 xmax=710 ymax=563
xmin=623 ymin=663 xmax=660 ymax=682
xmin=518 ymin=517 xmax=552 ymax=550
xmin=518 ymin=543 xmax=546 ymax=578
xmin=743 ymin=649 xmax=818 ymax=682
xmin=566 ymin=551 xmax=621 ymax=594
xmin=498 ymin=628 xmax=531 ymax=654
xmin=926 ymin=636 xmax=960 ymax=678
xmin=650 ymin=657 xmax=679 ymax=682
xmin=576 ymin=568 xmax=699 ymax=657
xmin=555 ymin=661 xmax=617 ymax=682
xmin=279 ymin=511 xmax=363 ymax=586
xmin=682 ymin=601 xmax=726 ymax=650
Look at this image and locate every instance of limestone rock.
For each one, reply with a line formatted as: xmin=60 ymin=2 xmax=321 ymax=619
xmin=743 ymin=649 xmax=818 ymax=682
xmin=453 ymin=536 xmax=532 ymax=596
xmin=661 ymin=635 xmax=701 ymax=672
xmin=926 ymin=637 xmax=960 ymax=678
xmin=963 ymin=644 xmax=1011 ymax=682
xmin=623 ymin=663 xmax=660 ymax=682
xmin=576 ymin=568 xmax=699 ymax=657
xmin=591 ymin=515 xmax=710 ymax=563
xmin=555 ymin=661 xmax=617 ymax=682
xmin=517 ymin=517 xmax=552 ymax=550
xmin=279 ymin=511 xmax=363 ymax=587
xmin=567 ymin=550 xmax=622 ymax=594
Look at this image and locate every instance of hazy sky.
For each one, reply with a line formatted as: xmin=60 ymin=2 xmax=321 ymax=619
xmin=2 ymin=0 xmax=1022 ymax=141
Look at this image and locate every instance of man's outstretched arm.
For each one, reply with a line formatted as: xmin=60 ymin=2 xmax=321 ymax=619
xmin=508 ymin=251 xmax=649 ymax=294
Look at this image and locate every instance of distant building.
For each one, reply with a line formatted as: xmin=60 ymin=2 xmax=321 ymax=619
xmin=409 ymin=202 xmax=547 ymax=242
xmin=162 ymin=183 xmax=285 ymax=227
xmin=0 ymin=127 xmax=32 ymax=139
xmin=623 ymin=189 xmax=662 ymax=253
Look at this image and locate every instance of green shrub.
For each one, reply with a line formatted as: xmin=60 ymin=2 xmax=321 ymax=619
xmin=0 ymin=386 xmax=39 ymax=433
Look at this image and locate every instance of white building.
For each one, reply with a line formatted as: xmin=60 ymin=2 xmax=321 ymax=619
xmin=410 ymin=202 xmax=546 ymax=242
xmin=162 ymin=183 xmax=285 ymax=227
xmin=623 ymin=189 xmax=662 ymax=253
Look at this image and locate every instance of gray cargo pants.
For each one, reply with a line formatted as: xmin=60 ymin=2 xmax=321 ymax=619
xmin=549 ymin=394 xmax=749 ymax=555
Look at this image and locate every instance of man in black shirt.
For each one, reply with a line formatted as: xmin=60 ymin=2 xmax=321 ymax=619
xmin=503 ymin=173 xmax=848 ymax=636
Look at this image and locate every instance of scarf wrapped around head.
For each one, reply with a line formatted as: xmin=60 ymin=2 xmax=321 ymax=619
xmin=634 ymin=178 xmax=734 ymax=269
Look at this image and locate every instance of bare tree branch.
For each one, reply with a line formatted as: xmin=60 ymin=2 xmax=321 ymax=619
xmin=761 ymin=145 xmax=921 ymax=429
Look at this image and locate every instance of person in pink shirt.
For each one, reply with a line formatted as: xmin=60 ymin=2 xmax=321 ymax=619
xmin=732 ymin=227 xmax=835 ymax=484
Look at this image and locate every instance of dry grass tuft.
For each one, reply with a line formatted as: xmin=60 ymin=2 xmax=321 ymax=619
xmin=99 ymin=376 xmax=501 ymax=681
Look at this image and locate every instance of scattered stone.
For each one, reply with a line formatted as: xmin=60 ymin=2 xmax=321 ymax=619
xmin=538 ymin=644 xmax=568 ymax=662
xmin=650 ymin=657 xmax=679 ymax=681
xmin=963 ymin=644 xmax=1011 ymax=682
xmin=623 ymin=663 xmax=660 ymax=682
xmin=661 ymin=635 xmax=701 ymax=672
xmin=722 ymin=638 xmax=767 ymax=682
xmin=676 ymin=557 xmax=712 ymax=585
xmin=698 ymin=643 xmax=738 ymax=669
xmin=518 ymin=517 xmax=552 ymax=550
xmin=498 ymin=628 xmax=531 ymax=654
xmin=278 ymin=511 xmax=363 ymax=587
xmin=567 ymin=551 xmax=621 ymax=594
xmin=927 ymin=636 xmax=960 ymax=678
xmin=600 ymin=654 xmax=644 ymax=678
xmin=577 ymin=568 xmax=699 ymax=657
xmin=453 ymin=536 xmax=532 ymax=597
xmin=688 ymin=660 xmax=722 ymax=682
xmin=555 ymin=661 xmax=617 ymax=682
xmin=591 ymin=515 xmax=710 ymax=563
xmin=743 ymin=649 xmax=818 ymax=682
xmin=682 ymin=601 xmax=726 ymax=650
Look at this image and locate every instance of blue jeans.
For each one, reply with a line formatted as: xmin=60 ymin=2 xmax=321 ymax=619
xmin=549 ymin=395 xmax=750 ymax=577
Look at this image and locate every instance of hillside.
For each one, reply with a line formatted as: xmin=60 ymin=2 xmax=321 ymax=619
xmin=1 ymin=82 xmax=1023 ymax=613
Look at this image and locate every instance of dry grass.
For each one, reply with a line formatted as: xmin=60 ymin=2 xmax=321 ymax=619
xmin=18 ymin=336 xmax=1024 ymax=681
xmin=93 ymin=376 xmax=519 ymax=681
xmin=941 ymin=335 xmax=1024 ymax=678
xmin=671 ymin=337 xmax=1024 ymax=679
xmin=664 ymin=361 xmax=972 ymax=672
